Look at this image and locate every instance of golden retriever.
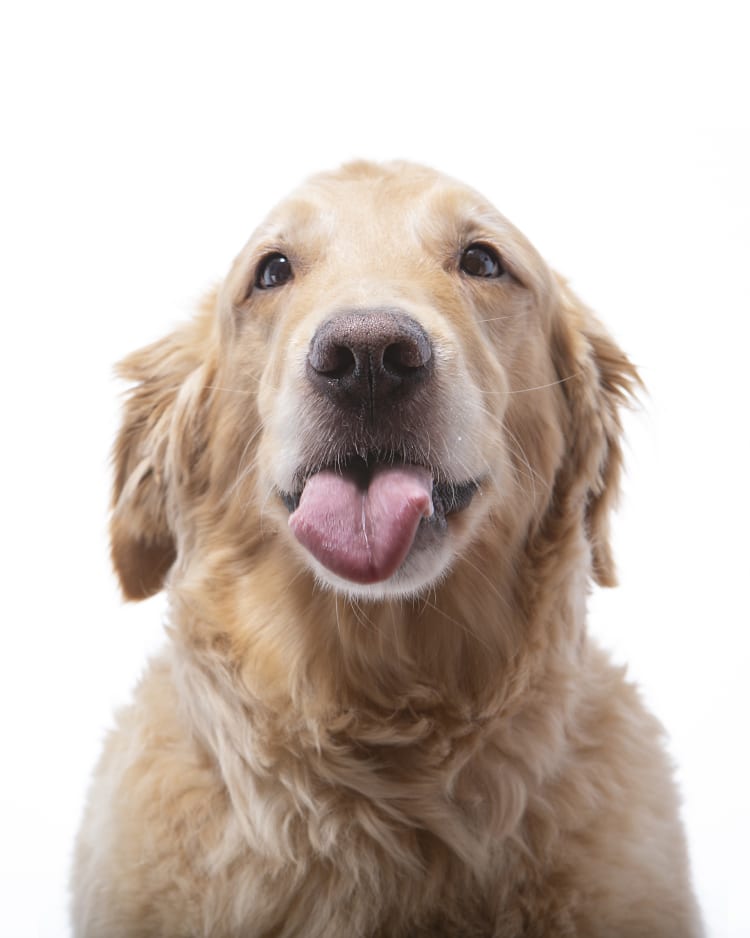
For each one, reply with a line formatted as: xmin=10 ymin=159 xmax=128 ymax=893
xmin=72 ymin=161 xmax=703 ymax=937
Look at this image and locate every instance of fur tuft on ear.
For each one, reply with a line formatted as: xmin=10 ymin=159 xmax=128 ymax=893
xmin=551 ymin=279 xmax=642 ymax=587
xmin=110 ymin=302 xmax=216 ymax=600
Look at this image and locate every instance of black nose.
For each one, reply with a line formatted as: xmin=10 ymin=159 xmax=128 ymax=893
xmin=306 ymin=309 xmax=433 ymax=411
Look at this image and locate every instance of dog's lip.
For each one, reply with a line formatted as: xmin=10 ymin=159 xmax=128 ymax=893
xmin=279 ymin=457 xmax=480 ymax=517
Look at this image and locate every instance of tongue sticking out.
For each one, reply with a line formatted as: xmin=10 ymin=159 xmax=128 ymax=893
xmin=289 ymin=465 xmax=434 ymax=584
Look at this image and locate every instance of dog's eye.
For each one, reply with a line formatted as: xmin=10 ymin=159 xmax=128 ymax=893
xmin=255 ymin=253 xmax=293 ymax=290
xmin=460 ymin=244 xmax=505 ymax=279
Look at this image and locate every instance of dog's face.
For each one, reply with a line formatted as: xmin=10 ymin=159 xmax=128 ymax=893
xmin=220 ymin=162 xmax=564 ymax=598
xmin=111 ymin=162 xmax=636 ymax=605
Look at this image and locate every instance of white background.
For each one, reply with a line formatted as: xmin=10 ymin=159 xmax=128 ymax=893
xmin=1 ymin=1 xmax=747 ymax=935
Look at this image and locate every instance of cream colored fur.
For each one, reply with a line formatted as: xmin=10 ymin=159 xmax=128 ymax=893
xmin=72 ymin=162 xmax=703 ymax=937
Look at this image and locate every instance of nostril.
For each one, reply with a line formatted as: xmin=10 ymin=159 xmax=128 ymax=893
xmin=311 ymin=343 xmax=356 ymax=379
xmin=382 ymin=339 xmax=432 ymax=375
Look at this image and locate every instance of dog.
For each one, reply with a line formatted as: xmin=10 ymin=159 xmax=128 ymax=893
xmin=72 ymin=161 xmax=703 ymax=937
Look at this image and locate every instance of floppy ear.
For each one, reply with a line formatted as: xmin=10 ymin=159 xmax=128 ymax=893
xmin=550 ymin=280 xmax=642 ymax=587
xmin=110 ymin=305 xmax=216 ymax=600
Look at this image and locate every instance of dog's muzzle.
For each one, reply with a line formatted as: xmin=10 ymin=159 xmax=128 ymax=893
xmin=283 ymin=309 xmax=477 ymax=584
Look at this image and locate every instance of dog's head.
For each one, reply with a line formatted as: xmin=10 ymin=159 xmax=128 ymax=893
xmin=110 ymin=161 xmax=638 ymax=605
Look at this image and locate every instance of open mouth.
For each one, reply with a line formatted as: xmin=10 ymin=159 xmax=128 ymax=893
xmin=280 ymin=455 xmax=479 ymax=585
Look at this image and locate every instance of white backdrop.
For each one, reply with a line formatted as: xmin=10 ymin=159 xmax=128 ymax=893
xmin=1 ymin=2 xmax=746 ymax=935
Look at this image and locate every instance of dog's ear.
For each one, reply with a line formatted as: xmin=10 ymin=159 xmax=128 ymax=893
xmin=550 ymin=280 xmax=641 ymax=587
xmin=110 ymin=305 xmax=216 ymax=600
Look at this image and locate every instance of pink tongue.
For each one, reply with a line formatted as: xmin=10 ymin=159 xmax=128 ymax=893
xmin=289 ymin=465 xmax=434 ymax=584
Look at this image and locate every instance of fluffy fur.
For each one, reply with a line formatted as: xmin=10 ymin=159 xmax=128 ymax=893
xmin=72 ymin=162 xmax=702 ymax=937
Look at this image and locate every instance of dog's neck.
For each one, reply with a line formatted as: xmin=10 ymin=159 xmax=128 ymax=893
xmin=171 ymin=511 xmax=590 ymax=728
xmin=167 ymin=520 xmax=591 ymax=869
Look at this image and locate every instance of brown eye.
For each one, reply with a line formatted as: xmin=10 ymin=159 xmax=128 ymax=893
xmin=460 ymin=244 xmax=505 ymax=279
xmin=255 ymin=253 xmax=293 ymax=290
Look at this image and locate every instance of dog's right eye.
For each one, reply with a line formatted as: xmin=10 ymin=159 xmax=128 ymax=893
xmin=460 ymin=243 xmax=505 ymax=279
xmin=255 ymin=253 xmax=294 ymax=290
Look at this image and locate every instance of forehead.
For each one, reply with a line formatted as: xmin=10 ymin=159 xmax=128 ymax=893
xmin=256 ymin=162 xmax=513 ymax=251
xmin=234 ymin=162 xmax=550 ymax=297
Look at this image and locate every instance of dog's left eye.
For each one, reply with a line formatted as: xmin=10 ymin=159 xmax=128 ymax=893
xmin=255 ymin=253 xmax=294 ymax=290
xmin=460 ymin=244 xmax=505 ymax=279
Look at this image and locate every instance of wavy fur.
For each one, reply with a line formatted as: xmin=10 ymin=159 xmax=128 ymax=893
xmin=73 ymin=162 xmax=702 ymax=937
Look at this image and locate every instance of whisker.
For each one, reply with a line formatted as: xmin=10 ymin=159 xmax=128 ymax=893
xmin=230 ymin=422 xmax=265 ymax=497
xmin=347 ymin=599 xmax=377 ymax=635
xmin=479 ymin=372 xmax=581 ymax=396
xmin=503 ymin=428 xmax=542 ymax=501
xmin=472 ymin=403 xmax=549 ymax=496
xmin=475 ymin=314 xmax=511 ymax=324
xmin=334 ymin=594 xmax=343 ymax=645
xmin=470 ymin=408 xmax=547 ymax=494
xmin=418 ymin=596 xmax=493 ymax=653
xmin=204 ymin=384 xmax=256 ymax=395
xmin=257 ymin=481 xmax=279 ymax=536
xmin=457 ymin=550 xmax=513 ymax=613
xmin=204 ymin=371 xmax=278 ymax=393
